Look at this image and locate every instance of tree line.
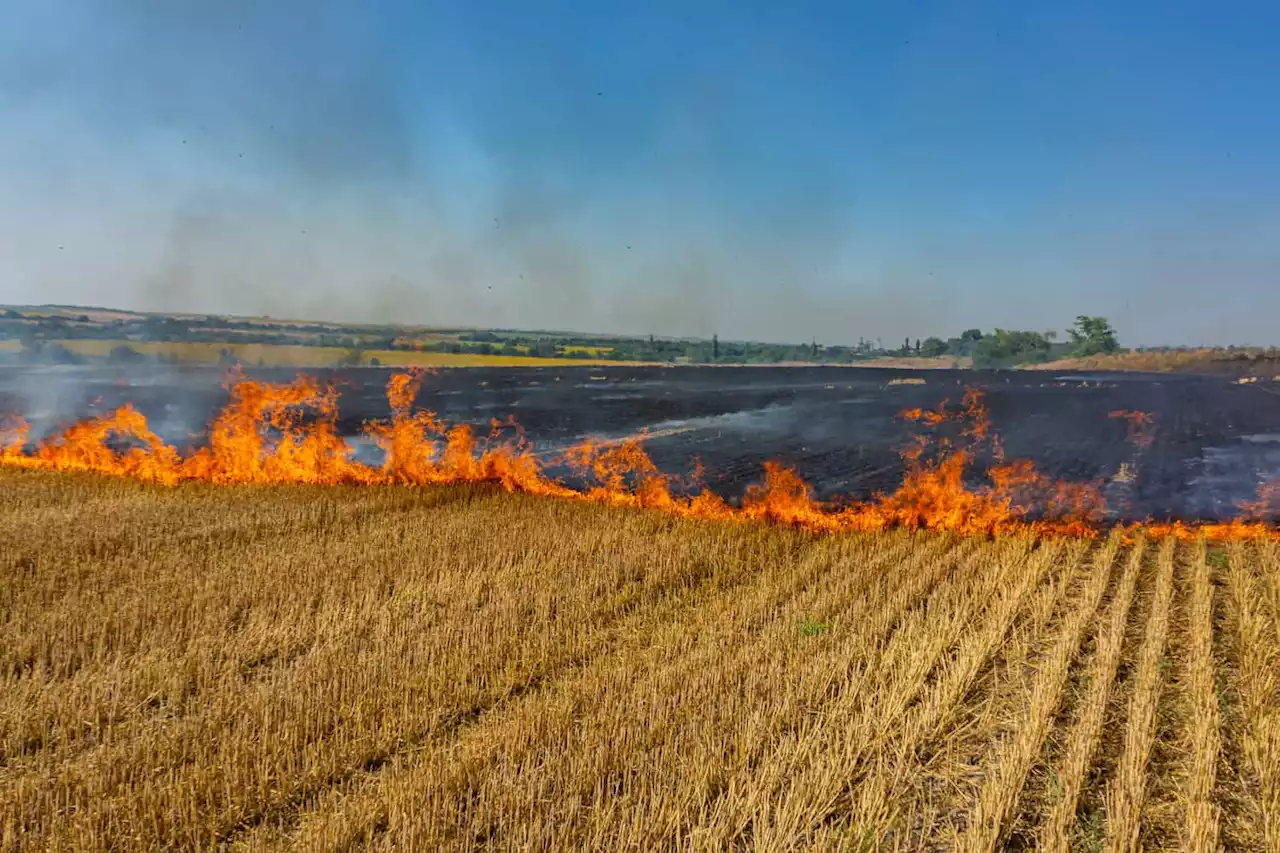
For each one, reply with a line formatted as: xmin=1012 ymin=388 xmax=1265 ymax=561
xmin=0 ymin=307 xmax=1120 ymax=368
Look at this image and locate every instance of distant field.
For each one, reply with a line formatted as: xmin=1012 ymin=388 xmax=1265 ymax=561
xmin=3 ymin=468 xmax=1278 ymax=851
xmin=858 ymin=354 xmax=972 ymax=369
xmin=1032 ymin=348 xmax=1280 ymax=377
xmin=21 ymin=339 xmax=625 ymax=367
xmin=562 ymin=344 xmax=615 ymax=355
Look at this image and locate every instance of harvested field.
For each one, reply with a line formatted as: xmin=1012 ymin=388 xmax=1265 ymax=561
xmin=3 ymin=468 xmax=1279 ymax=851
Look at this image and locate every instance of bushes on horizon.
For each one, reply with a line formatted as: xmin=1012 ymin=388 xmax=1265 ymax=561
xmin=1067 ymin=315 xmax=1121 ymax=357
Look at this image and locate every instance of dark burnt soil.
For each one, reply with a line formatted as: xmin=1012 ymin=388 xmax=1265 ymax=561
xmin=3 ymin=364 xmax=1278 ymax=522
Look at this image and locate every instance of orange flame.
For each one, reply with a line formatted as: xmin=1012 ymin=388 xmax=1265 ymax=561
xmin=0 ymin=373 xmax=1275 ymax=542
xmin=1109 ymin=409 xmax=1158 ymax=448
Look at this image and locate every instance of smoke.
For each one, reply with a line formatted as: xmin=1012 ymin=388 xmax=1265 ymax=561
xmin=1 ymin=2 xmax=1277 ymax=345
xmin=0 ymin=0 xmax=944 ymax=344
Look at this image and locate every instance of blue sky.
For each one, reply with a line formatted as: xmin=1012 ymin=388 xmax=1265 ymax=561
xmin=1 ymin=1 xmax=1278 ymax=345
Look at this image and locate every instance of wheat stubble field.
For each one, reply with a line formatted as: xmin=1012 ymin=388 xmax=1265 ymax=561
xmin=2 ymin=469 xmax=1279 ymax=852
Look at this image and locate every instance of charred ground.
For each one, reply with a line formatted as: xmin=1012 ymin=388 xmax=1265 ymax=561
xmin=2 ymin=364 xmax=1277 ymax=523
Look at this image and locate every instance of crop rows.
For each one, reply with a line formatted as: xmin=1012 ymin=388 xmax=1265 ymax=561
xmin=2 ymin=469 xmax=1278 ymax=851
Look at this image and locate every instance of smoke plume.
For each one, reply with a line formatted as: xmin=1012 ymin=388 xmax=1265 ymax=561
xmin=1 ymin=2 xmax=1278 ymax=345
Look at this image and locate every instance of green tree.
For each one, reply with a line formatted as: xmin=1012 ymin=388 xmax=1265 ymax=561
xmin=973 ymin=328 xmax=1053 ymax=367
xmin=948 ymin=328 xmax=984 ymax=357
xmin=920 ymin=336 xmax=948 ymax=357
xmin=108 ymin=344 xmax=144 ymax=364
xmin=337 ymin=347 xmax=366 ymax=367
xmin=1067 ymin=316 xmax=1120 ymax=356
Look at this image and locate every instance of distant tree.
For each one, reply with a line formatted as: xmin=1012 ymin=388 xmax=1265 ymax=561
xmin=973 ymin=328 xmax=1053 ymax=368
xmin=914 ymin=338 xmax=921 ymax=355
xmin=920 ymin=336 xmax=948 ymax=358
xmin=712 ymin=334 xmax=719 ymax=360
xmin=3 ymin=309 xmax=21 ymax=319
xmin=946 ymin=328 xmax=986 ymax=357
xmin=337 ymin=347 xmax=366 ymax=367
xmin=1067 ymin=315 xmax=1120 ymax=356
xmin=27 ymin=342 xmax=84 ymax=365
xmin=369 ymin=357 xmax=381 ymax=367
xmin=108 ymin=344 xmax=145 ymax=364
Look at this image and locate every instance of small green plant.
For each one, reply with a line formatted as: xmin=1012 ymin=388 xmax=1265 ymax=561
xmin=1045 ymin=765 xmax=1063 ymax=799
xmin=1073 ymin=808 xmax=1106 ymax=853
xmin=799 ymin=619 xmax=831 ymax=637
xmin=1207 ymin=550 xmax=1229 ymax=571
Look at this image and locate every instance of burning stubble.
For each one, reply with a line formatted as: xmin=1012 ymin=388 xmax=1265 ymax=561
xmin=1 ymin=369 xmax=1276 ymax=540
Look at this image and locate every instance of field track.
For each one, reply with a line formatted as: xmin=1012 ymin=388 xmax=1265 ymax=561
xmin=3 ymin=469 xmax=1279 ymax=851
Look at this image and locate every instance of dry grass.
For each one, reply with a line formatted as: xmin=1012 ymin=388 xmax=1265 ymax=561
xmin=1039 ymin=544 xmax=1145 ymax=852
xmin=859 ymin=355 xmax=973 ymax=369
xmin=1104 ymin=538 xmax=1177 ymax=853
xmin=1183 ymin=544 xmax=1221 ymax=852
xmin=1225 ymin=540 xmax=1280 ymax=850
xmin=1 ymin=469 xmax=1275 ymax=851
xmin=1030 ymin=347 xmax=1280 ymax=376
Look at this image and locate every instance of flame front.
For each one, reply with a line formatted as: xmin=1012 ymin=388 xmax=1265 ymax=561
xmin=1 ymin=372 xmax=1275 ymax=542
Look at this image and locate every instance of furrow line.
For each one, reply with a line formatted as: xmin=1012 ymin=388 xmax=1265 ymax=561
xmin=1182 ymin=542 xmax=1221 ymax=853
xmin=699 ymin=537 xmax=1040 ymax=849
xmin=3 ymin=516 xmax=848 ymax=851
xmin=1103 ymin=536 xmax=1177 ymax=853
xmin=1224 ymin=541 xmax=1280 ymax=851
xmin=234 ymin=535 xmax=974 ymax=852
xmin=813 ymin=537 xmax=1091 ymax=843
xmin=959 ymin=538 xmax=1124 ymax=852
xmin=1039 ymin=542 xmax=1147 ymax=853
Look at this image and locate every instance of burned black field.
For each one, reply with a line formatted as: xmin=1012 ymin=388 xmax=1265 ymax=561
xmin=2 ymin=364 xmax=1278 ymax=521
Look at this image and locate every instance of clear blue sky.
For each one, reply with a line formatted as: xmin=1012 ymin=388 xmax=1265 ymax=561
xmin=2 ymin=1 xmax=1277 ymax=345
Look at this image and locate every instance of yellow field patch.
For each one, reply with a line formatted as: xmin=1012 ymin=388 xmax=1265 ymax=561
xmin=36 ymin=339 xmax=628 ymax=367
xmin=562 ymin=345 xmax=615 ymax=356
xmin=363 ymin=349 xmax=623 ymax=367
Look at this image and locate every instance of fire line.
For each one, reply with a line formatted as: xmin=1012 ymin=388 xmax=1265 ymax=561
xmin=1 ymin=370 xmax=1275 ymax=542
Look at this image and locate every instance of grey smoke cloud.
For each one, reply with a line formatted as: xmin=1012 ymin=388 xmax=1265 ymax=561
xmin=0 ymin=1 xmax=1277 ymax=347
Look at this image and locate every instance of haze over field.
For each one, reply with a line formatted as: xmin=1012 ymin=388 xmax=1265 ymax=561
xmin=2 ymin=1 xmax=1278 ymax=345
